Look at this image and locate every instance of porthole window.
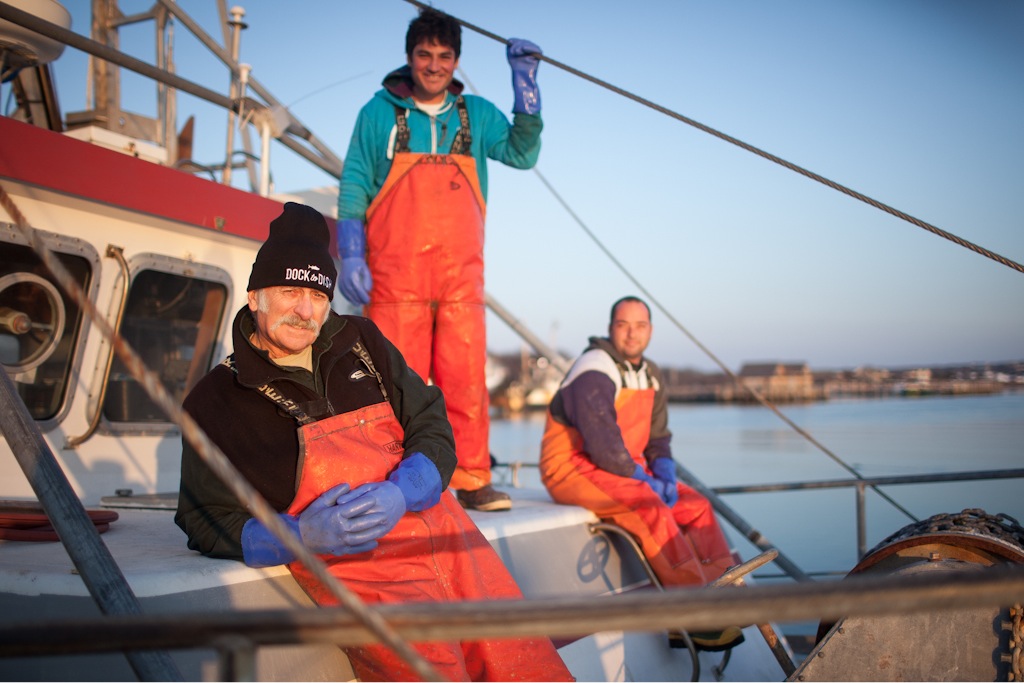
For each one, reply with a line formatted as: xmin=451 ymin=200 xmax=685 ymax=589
xmin=0 ymin=236 xmax=94 ymax=421
xmin=102 ymin=265 xmax=228 ymax=424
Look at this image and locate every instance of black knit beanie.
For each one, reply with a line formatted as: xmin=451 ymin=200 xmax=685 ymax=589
xmin=247 ymin=202 xmax=337 ymax=300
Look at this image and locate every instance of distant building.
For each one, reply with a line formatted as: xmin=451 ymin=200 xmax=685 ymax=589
xmin=853 ymin=366 xmax=891 ymax=383
xmin=734 ymin=362 xmax=816 ymax=402
xmin=903 ymin=368 xmax=933 ymax=384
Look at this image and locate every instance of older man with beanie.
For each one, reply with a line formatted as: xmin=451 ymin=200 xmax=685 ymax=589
xmin=175 ymin=203 xmax=572 ymax=681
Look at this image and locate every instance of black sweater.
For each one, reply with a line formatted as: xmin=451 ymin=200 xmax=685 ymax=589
xmin=174 ymin=306 xmax=456 ymax=560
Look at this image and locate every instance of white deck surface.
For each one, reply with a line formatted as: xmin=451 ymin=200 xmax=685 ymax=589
xmin=0 ymin=487 xmax=593 ymax=598
xmin=0 ymin=507 xmax=288 ymax=598
xmin=461 ymin=487 xmax=598 ymax=541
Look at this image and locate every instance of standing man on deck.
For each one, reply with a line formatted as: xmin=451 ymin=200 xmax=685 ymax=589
xmin=335 ymin=7 xmax=544 ymax=511
xmin=540 ymin=296 xmax=745 ymax=652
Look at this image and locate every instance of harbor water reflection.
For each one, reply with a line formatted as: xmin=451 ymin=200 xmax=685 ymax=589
xmin=489 ymin=391 xmax=1024 ymax=579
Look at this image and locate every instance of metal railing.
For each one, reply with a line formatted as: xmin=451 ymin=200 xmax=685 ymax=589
xmin=708 ymin=468 xmax=1024 ymax=564
xmin=2 ymin=568 xmax=1022 ymax=671
xmin=493 ymin=459 xmax=1024 ymax=584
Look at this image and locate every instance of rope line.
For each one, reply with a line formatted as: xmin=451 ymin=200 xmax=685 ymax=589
xmin=0 ymin=182 xmax=443 ymax=682
xmin=403 ymin=0 xmax=1023 ymax=276
xmin=531 ymin=167 xmax=918 ymax=523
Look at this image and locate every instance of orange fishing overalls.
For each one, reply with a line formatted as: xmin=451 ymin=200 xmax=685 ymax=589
xmin=363 ymin=106 xmax=490 ymax=492
xmin=283 ymin=398 xmax=571 ymax=681
xmin=540 ymin=385 xmax=734 ymax=588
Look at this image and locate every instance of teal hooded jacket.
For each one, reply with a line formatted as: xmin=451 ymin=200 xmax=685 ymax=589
xmin=337 ymin=65 xmax=542 ymax=221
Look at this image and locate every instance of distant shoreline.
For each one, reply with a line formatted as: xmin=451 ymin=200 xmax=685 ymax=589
xmin=664 ymin=377 xmax=1010 ymax=404
xmin=490 ymin=356 xmax=1024 ymax=412
xmin=662 ymin=360 xmax=1022 ymax=404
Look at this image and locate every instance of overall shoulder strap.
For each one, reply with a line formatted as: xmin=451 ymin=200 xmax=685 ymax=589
xmin=224 ymin=337 xmax=391 ymax=424
xmin=394 ymin=99 xmax=472 ymax=155
xmin=351 ymin=340 xmax=389 ymax=402
xmin=223 ymin=353 xmax=316 ymax=425
xmin=392 ymin=105 xmax=411 ymax=154
xmin=449 ymin=96 xmax=472 ymax=155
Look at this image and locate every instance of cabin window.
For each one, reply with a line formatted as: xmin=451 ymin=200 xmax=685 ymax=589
xmin=103 ymin=266 xmax=228 ymax=424
xmin=0 ymin=235 xmax=96 ymax=422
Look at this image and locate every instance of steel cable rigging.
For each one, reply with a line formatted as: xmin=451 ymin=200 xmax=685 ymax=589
xmin=437 ymin=2 xmax=923 ymax=523
xmin=403 ymin=0 xmax=1023 ymax=276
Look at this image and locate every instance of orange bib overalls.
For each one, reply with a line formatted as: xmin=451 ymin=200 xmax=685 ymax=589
xmin=540 ymin=385 xmax=733 ymax=588
xmin=280 ymin=396 xmax=570 ymax=681
xmin=363 ymin=103 xmax=490 ymax=492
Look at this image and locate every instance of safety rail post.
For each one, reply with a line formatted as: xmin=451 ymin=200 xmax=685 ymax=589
xmin=856 ymin=482 xmax=867 ymax=559
xmin=214 ymin=635 xmax=257 ymax=682
xmin=0 ymin=367 xmax=182 ymax=681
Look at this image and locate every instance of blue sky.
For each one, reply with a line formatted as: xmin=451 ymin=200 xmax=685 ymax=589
xmin=50 ymin=0 xmax=1024 ymax=371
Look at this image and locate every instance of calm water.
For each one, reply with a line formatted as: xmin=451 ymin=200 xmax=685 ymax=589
xmin=489 ymin=391 xmax=1024 ymax=579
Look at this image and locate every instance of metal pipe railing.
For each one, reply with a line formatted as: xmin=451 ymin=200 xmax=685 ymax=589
xmin=1 ymin=566 xmax=1021 ymax=658
xmin=0 ymin=2 xmax=342 ymax=179
xmin=492 ymin=460 xmax=1024 ymax=581
xmin=64 ymin=245 xmax=129 ymax=450
xmin=711 ymin=469 xmax=1024 ymax=561
xmin=710 ymin=468 xmax=1024 ymax=494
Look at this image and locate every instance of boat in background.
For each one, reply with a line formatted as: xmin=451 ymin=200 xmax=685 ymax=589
xmin=1 ymin=2 xmax=1021 ymax=681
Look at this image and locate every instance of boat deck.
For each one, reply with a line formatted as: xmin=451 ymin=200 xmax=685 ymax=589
xmin=0 ymin=487 xmax=786 ymax=681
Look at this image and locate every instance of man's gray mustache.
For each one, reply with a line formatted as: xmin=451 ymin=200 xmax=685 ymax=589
xmin=272 ymin=315 xmax=320 ymax=333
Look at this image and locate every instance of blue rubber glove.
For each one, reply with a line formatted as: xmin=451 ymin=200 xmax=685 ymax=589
xmin=241 ymin=514 xmax=301 ymax=568
xmin=631 ymin=463 xmax=672 ymax=505
xmin=388 ymin=452 xmax=443 ymax=511
xmin=334 ymin=481 xmax=406 ymax=541
xmin=650 ymin=457 xmax=680 ymax=507
xmin=336 ymin=218 xmax=372 ymax=306
xmin=241 ymin=482 xmax=385 ymax=567
xmin=507 ymin=38 xmax=542 ymax=115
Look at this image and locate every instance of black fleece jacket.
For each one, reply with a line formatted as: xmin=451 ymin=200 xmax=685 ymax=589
xmin=174 ymin=305 xmax=456 ymax=560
